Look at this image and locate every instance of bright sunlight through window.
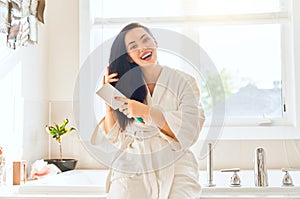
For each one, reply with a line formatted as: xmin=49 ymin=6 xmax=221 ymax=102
xmin=89 ymin=0 xmax=291 ymax=125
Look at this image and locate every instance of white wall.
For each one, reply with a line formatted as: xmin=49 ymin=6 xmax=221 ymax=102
xmin=21 ymin=25 xmax=49 ymax=165
xmin=0 ymin=12 xmax=49 ymax=165
xmin=46 ymin=0 xmax=103 ymax=169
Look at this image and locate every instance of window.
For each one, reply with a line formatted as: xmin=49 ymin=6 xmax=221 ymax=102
xmin=199 ymin=24 xmax=283 ymax=118
xmin=85 ymin=0 xmax=293 ymax=129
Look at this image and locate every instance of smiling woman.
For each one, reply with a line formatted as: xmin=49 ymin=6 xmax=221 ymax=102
xmin=90 ymin=22 xmax=206 ymax=198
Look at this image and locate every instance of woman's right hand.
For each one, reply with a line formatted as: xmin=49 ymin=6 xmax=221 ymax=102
xmin=102 ymin=66 xmax=119 ymax=85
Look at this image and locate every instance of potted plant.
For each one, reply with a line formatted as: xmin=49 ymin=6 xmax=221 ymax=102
xmin=45 ymin=118 xmax=77 ymax=172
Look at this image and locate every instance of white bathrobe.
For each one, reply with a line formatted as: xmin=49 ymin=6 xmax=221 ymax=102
xmin=94 ymin=66 xmax=205 ymax=199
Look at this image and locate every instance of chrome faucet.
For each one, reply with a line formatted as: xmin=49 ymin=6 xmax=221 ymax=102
xmin=205 ymin=143 xmax=216 ymax=187
xmin=254 ymin=147 xmax=268 ymax=187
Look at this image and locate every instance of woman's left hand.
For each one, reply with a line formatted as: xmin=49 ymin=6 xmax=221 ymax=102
xmin=115 ymin=96 xmax=150 ymax=119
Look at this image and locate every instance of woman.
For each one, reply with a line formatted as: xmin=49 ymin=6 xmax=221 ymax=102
xmin=100 ymin=23 xmax=205 ymax=199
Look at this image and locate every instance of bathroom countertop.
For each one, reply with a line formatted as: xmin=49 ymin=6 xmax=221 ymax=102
xmin=0 ymin=169 xmax=300 ymax=198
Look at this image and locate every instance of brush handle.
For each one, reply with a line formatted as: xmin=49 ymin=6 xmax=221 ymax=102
xmin=134 ymin=117 xmax=144 ymax=124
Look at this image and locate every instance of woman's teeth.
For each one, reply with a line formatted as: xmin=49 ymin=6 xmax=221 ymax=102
xmin=141 ymin=52 xmax=152 ymax=60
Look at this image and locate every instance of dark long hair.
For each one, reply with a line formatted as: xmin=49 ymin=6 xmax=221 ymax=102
xmin=108 ymin=23 xmax=154 ymax=130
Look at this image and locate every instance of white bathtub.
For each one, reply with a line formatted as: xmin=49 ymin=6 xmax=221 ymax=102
xmin=5 ymin=169 xmax=300 ymax=198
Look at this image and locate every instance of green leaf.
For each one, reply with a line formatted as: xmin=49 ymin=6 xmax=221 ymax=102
xmin=55 ymin=124 xmax=60 ymax=131
xmin=64 ymin=119 xmax=69 ymax=124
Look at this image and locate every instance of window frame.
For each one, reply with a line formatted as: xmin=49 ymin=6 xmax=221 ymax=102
xmin=80 ymin=0 xmax=300 ymax=139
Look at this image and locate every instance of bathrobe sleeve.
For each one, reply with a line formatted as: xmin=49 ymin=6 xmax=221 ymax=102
xmin=90 ymin=117 xmax=124 ymax=149
xmin=160 ymin=72 xmax=205 ymax=151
